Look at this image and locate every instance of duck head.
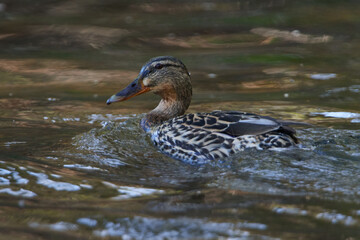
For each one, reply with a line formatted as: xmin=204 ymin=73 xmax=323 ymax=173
xmin=106 ymin=56 xmax=191 ymax=105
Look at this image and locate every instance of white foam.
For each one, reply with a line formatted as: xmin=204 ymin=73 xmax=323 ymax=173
xmin=80 ymin=184 xmax=93 ymax=189
xmin=50 ymin=173 xmax=62 ymax=179
xmin=0 ymin=169 xmax=29 ymax=185
xmin=113 ymin=186 xmax=164 ymax=200
xmin=349 ymin=85 xmax=360 ymax=93
xmin=62 ymin=117 xmax=80 ymax=122
xmin=316 ymin=212 xmax=357 ymax=226
xmin=273 ymin=207 xmax=307 ymax=216
xmin=77 ymin=218 xmax=98 ymax=227
xmin=0 ymin=177 xmax=10 ymax=186
xmin=12 ymin=172 xmax=29 ymax=185
xmin=0 ymin=188 xmax=36 ymax=198
xmin=29 ymin=221 xmax=78 ymax=231
xmin=0 ymin=168 xmax=11 ymax=175
xmin=102 ymin=158 xmax=127 ymax=167
xmin=64 ymin=164 xmax=102 ymax=171
xmin=312 ymin=111 xmax=360 ymax=119
xmin=4 ymin=141 xmax=26 ymax=147
xmin=323 ymin=85 xmax=360 ymax=96
xmin=208 ymin=73 xmax=217 ymax=78
xmin=310 ymin=73 xmax=336 ymax=80
xmin=102 ymin=182 xmax=164 ymax=200
xmin=93 ymin=217 xmax=269 ymax=239
xmin=87 ymin=114 xmax=130 ymax=124
xmin=28 ymin=171 xmax=80 ymax=191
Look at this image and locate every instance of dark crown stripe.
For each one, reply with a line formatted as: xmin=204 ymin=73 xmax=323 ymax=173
xmin=154 ymin=63 xmax=183 ymax=69
xmin=148 ymin=56 xmax=187 ymax=69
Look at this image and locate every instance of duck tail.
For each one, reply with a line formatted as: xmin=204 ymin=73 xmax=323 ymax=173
xmin=278 ymin=125 xmax=299 ymax=144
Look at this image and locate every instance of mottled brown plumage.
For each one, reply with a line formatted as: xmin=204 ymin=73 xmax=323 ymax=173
xmin=107 ymin=56 xmax=304 ymax=164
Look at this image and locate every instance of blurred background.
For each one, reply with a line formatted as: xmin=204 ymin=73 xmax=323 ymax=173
xmin=0 ymin=0 xmax=360 ymax=239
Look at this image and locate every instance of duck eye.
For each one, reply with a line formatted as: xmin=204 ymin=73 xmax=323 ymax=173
xmin=155 ymin=64 xmax=163 ymax=69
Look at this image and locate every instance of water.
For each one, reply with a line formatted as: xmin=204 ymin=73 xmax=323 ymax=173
xmin=1 ymin=0 xmax=360 ymax=239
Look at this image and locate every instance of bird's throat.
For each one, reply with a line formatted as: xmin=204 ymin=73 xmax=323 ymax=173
xmin=141 ymin=99 xmax=189 ymax=131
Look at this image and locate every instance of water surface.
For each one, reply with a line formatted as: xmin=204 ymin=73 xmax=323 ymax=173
xmin=0 ymin=0 xmax=360 ymax=239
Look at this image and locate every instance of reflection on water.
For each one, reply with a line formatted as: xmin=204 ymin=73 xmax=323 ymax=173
xmin=93 ymin=216 xmax=271 ymax=239
xmin=1 ymin=0 xmax=360 ymax=239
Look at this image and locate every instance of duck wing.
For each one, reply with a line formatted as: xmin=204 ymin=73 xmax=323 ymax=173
xmin=180 ymin=110 xmax=299 ymax=141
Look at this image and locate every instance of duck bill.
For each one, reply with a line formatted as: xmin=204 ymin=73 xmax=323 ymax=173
xmin=106 ymin=78 xmax=150 ymax=105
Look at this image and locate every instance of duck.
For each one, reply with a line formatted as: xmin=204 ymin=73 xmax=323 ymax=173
xmin=106 ymin=56 xmax=303 ymax=164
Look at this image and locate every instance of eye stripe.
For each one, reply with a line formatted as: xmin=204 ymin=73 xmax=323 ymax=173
xmin=155 ymin=63 xmax=163 ymax=69
xmin=143 ymin=63 xmax=183 ymax=76
xmin=140 ymin=56 xmax=189 ymax=78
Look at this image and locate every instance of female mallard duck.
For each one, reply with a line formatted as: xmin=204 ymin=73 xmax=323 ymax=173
xmin=107 ymin=56 xmax=302 ymax=164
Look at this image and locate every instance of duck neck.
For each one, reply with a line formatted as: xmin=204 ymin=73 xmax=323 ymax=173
xmin=150 ymin=99 xmax=187 ymax=120
xmin=141 ymin=89 xmax=192 ymax=131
